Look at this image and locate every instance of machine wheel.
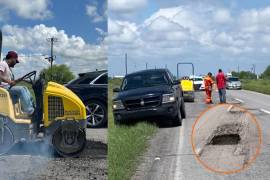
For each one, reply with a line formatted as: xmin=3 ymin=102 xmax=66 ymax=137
xmin=85 ymin=100 xmax=107 ymax=128
xmin=0 ymin=124 xmax=15 ymax=155
xmin=52 ymin=124 xmax=86 ymax=157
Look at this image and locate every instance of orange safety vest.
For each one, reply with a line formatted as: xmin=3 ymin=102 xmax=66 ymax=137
xmin=204 ymin=76 xmax=214 ymax=90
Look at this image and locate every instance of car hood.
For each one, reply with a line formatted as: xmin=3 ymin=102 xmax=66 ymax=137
xmin=114 ymin=85 xmax=173 ymax=100
xmin=228 ymin=81 xmax=241 ymax=85
xmin=193 ymin=81 xmax=203 ymax=85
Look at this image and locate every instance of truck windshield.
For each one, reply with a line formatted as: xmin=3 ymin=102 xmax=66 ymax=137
xmin=121 ymin=72 xmax=169 ymax=90
xmin=194 ymin=78 xmax=203 ymax=81
xmin=228 ymin=77 xmax=239 ymax=81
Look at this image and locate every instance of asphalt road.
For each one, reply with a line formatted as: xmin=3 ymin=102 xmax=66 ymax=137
xmin=132 ymin=90 xmax=270 ymax=180
xmin=0 ymin=128 xmax=107 ymax=180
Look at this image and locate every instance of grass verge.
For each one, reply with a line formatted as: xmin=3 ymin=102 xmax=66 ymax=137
xmin=108 ymin=78 xmax=157 ymax=180
xmin=242 ymin=79 xmax=270 ymax=95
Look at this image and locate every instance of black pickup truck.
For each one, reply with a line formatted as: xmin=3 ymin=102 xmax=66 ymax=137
xmin=113 ymin=69 xmax=186 ymax=126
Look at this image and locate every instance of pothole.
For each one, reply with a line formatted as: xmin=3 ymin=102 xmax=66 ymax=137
xmin=192 ymin=104 xmax=262 ymax=174
xmin=210 ymin=134 xmax=241 ymax=145
xmin=205 ymin=122 xmax=243 ymax=146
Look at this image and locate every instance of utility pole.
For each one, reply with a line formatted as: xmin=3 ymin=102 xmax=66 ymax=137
xmin=251 ymin=64 xmax=256 ymax=74
xmin=146 ymin=62 xmax=148 ymax=70
xmin=125 ymin=53 xmax=128 ymax=75
xmin=47 ymin=37 xmax=58 ymax=80
xmin=237 ymin=65 xmax=240 ymax=73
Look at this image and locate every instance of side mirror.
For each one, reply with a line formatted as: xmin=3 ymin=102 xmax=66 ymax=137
xmin=173 ymin=80 xmax=180 ymax=85
xmin=113 ymin=88 xmax=120 ymax=92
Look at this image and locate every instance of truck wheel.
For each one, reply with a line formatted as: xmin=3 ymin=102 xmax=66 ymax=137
xmin=114 ymin=119 xmax=121 ymax=126
xmin=114 ymin=117 xmax=126 ymax=126
xmin=180 ymin=98 xmax=186 ymax=119
xmin=172 ymin=108 xmax=182 ymax=126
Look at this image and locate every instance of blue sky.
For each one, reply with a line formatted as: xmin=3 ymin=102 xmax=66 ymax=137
xmin=0 ymin=0 xmax=107 ymax=77
xmin=1 ymin=0 xmax=107 ymax=44
xmin=108 ymin=0 xmax=270 ymax=77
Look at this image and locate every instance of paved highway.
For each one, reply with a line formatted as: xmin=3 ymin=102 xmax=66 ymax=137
xmin=132 ymin=90 xmax=270 ymax=180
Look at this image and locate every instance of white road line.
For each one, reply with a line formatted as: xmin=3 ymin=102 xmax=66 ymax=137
xmin=234 ymin=98 xmax=244 ymax=103
xmin=227 ymin=105 xmax=233 ymax=112
xmin=174 ymin=122 xmax=185 ymax=180
xmin=260 ymin=109 xmax=270 ymax=115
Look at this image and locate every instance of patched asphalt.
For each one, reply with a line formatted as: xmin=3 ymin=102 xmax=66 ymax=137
xmin=0 ymin=128 xmax=107 ymax=180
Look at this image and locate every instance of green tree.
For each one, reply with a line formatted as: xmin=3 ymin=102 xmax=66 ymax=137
xmin=261 ymin=65 xmax=270 ymax=79
xmin=231 ymin=71 xmax=257 ymax=79
xmin=40 ymin=64 xmax=75 ymax=84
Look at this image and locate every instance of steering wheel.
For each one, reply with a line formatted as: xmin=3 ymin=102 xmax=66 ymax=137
xmin=9 ymin=71 xmax=37 ymax=89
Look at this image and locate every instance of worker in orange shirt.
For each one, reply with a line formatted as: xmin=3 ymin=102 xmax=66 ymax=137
xmin=204 ymin=72 xmax=214 ymax=104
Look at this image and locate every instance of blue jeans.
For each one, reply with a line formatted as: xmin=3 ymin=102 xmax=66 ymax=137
xmin=218 ymin=88 xmax=226 ymax=103
xmin=9 ymin=86 xmax=34 ymax=114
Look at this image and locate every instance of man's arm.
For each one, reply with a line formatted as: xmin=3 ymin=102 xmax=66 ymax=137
xmin=223 ymin=74 xmax=226 ymax=82
xmin=0 ymin=71 xmax=16 ymax=85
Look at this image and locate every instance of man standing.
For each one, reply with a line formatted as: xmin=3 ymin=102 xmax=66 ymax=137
xmin=204 ymin=72 xmax=214 ymax=104
xmin=216 ymin=69 xmax=226 ymax=103
xmin=0 ymin=51 xmax=34 ymax=114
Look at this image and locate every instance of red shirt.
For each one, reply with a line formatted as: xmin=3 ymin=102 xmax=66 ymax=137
xmin=216 ymin=72 xmax=226 ymax=89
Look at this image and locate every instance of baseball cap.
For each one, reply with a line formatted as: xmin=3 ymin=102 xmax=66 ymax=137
xmin=6 ymin=51 xmax=19 ymax=63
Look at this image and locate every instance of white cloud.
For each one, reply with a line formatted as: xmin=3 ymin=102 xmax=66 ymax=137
xmin=107 ymin=19 xmax=139 ymax=44
xmin=109 ymin=4 xmax=270 ymax=54
xmin=2 ymin=24 xmax=107 ymax=75
xmin=239 ymin=6 xmax=270 ymax=33
xmin=109 ymin=0 xmax=147 ymax=13
xmin=108 ymin=3 xmax=270 ymax=75
xmin=213 ymin=9 xmax=232 ymax=24
xmin=96 ymin=27 xmax=106 ymax=35
xmin=86 ymin=5 xmax=105 ymax=23
xmin=0 ymin=0 xmax=52 ymax=20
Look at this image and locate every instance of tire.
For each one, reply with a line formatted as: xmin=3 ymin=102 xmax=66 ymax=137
xmin=85 ymin=100 xmax=107 ymax=128
xmin=189 ymin=96 xmax=195 ymax=102
xmin=172 ymin=101 xmax=182 ymax=127
xmin=114 ymin=118 xmax=123 ymax=126
xmin=172 ymin=107 xmax=182 ymax=126
xmin=114 ymin=115 xmax=128 ymax=126
xmin=0 ymin=115 xmax=15 ymax=155
xmin=0 ymin=125 xmax=14 ymax=155
xmin=180 ymin=98 xmax=186 ymax=119
xmin=52 ymin=126 xmax=86 ymax=157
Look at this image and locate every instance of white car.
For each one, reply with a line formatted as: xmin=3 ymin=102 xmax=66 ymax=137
xmin=226 ymin=77 xmax=242 ymax=90
xmin=190 ymin=76 xmax=205 ymax=91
